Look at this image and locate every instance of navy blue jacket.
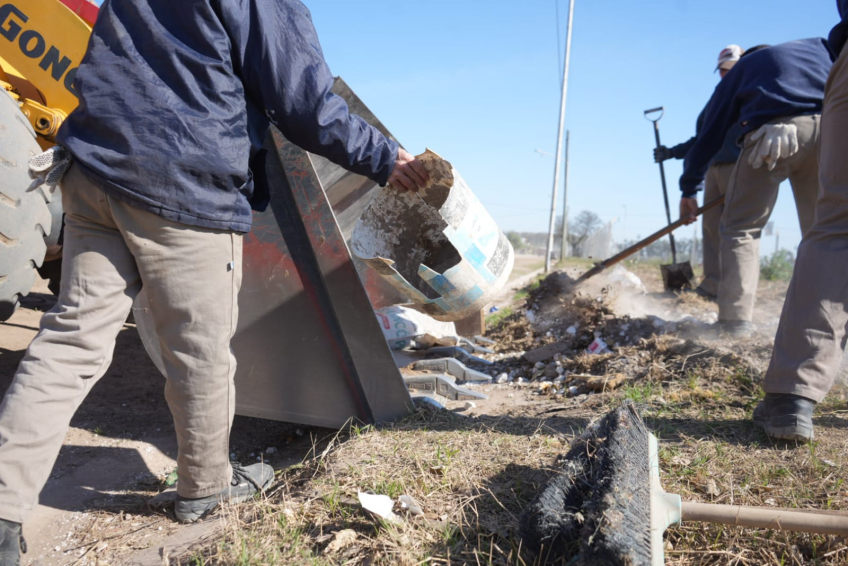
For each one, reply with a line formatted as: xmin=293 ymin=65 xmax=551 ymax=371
xmin=57 ymin=0 xmax=398 ymax=233
xmin=670 ymin=106 xmax=741 ymax=165
xmin=679 ymin=39 xmax=832 ymax=198
xmin=830 ymin=0 xmax=848 ymax=56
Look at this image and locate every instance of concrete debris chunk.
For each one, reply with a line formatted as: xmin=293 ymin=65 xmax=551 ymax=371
xmin=325 ymin=529 xmax=358 ymax=554
xmin=570 ymin=373 xmax=627 ymax=392
xmin=524 ymin=342 xmax=569 ymax=364
xmin=412 ymin=358 xmax=492 ymax=383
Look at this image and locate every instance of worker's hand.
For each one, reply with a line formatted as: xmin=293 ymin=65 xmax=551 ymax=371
xmin=747 ymin=123 xmax=799 ymax=171
xmin=28 ymin=145 xmax=73 ymax=193
xmin=679 ymin=197 xmax=698 ymax=225
xmin=388 ymin=148 xmax=429 ymax=192
xmin=653 ymin=145 xmax=674 ymax=163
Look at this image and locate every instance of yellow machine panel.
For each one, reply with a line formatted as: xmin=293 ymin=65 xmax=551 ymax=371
xmin=0 ymin=0 xmax=92 ymax=142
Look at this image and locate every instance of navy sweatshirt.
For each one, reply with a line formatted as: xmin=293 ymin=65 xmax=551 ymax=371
xmin=830 ymin=0 xmax=848 ymax=56
xmin=57 ymin=0 xmax=398 ymax=233
xmin=670 ymin=106 xmax=741 ymax=166
xmin=679 ymin=39 xmax=832 ymax=198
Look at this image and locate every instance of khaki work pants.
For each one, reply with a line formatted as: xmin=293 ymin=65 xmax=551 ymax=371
xmin=718 ymin=114 xmax=821 ymax=323
xmin=764 ymin=45 xmax=848 ymax=402
xmin=698 ymin=162 xmax=734 ymax=296
xmin=0 ymin=165 xmax=242 ymax=524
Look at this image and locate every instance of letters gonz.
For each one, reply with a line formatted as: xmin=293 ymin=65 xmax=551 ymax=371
xmin=0 ymin=3 xmax=78 ymax=98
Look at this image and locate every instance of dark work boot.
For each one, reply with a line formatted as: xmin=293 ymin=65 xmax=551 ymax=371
xmin=753 ymin=393 xmax=816 ymax=442
xmin=717 ymin=320 xmax=753 ymax=338
xmin=0 ymin=519 xmax=24 ymax=566
xmin=693 ymin=286 xmax=717 ymax=302
xmin=174 ymin=462 xmax=274 ymax=523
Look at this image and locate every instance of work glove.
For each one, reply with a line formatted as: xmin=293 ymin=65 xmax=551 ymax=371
xmin=28 ymin=145 xmax=72 ymax=193
xmin=747 ymin=123 xmax=799 ymax=171
xmin=653 ymin=145 xmax=674 ymax=163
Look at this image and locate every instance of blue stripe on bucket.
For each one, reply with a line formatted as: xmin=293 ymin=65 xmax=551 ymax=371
xmin=464 ymin=245 xmax=498 ymax=284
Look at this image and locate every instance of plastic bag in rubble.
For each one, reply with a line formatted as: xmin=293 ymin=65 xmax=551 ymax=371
xmin=607 ymin=265 xmax=647 ymax=294
xmin=352 ymin=150 xmax=514 ymax=322
xmin=375 ymin=305 xmax=457 ymax=350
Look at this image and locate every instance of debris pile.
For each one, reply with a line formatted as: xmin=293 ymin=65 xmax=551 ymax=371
xmin=469 ymin=267 xmax=765 ymax=402
xmin=390 ymin=266 xmax=768 ymax=407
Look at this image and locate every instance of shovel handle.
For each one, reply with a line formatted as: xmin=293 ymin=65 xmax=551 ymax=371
xmin=682 ymin=501 xmax=848 ymax=536
xmin=644 ymin=107 xmax=665 ymax=122
xmin=575 ymin=197 xmax=724 ymax=285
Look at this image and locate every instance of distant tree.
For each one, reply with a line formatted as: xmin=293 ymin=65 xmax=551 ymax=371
xmin=506 ymin=231 xmax=526 ymax=251
xmin=567 ymin=211 xmax=602 ymax=255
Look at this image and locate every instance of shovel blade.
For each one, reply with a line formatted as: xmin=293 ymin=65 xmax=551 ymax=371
xmin=661 ymin=262 xmax=695 ymax=291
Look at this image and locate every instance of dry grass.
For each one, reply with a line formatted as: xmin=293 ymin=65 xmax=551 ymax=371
xmin=177 ymin=409 xmax=580 ymax=565
xmin=175 ymin=380 xmax=848 ymax=565
xmin=170 ymin=267 xmax=848 ymax=566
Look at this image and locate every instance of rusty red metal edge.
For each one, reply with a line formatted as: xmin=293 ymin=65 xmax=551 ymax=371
xmin=56 ymin=0 xmax=100 ymax=27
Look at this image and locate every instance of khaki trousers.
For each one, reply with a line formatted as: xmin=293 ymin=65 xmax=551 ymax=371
xmin=764 ymin=45 xmax=848 ymax=402
xmin=698 ymin=162 xmax=734 ymax=296
xmin=718 ymin=114 xmax=821 ymax=323
xmin=0 ymin=165 xmax=242 ymax=524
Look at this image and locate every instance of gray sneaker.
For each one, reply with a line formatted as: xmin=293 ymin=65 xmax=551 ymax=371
xmin=175 ymin=462 xmax=275 ymax=523
xmin=0 ymin=519 xmax=24 ymax=566
xmin=753 ymin=393 xmax=815 ymax=442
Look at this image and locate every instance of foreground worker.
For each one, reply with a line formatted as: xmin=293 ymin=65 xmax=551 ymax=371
xmin=755 ymin=2 xmax=848 ymax=442
xmin=654 ymin=45 xmax=744 ymax=301
xmin=678 ymin=39 xmax=832 ymax=337
xmin=0 ymin=0 xmax=428 ymax=561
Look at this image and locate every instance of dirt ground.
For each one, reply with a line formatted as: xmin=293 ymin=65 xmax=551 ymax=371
xmin=3 ymin=260 xmax=848 ymax=565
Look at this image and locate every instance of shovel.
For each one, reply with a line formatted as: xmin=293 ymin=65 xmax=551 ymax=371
xmin=521 ymin=401 xmax=848 ymax=565
xmin=645 ymin=107 xmax=694 ymax=291
xmin=574 ymin=197 xmax=724 ymax=286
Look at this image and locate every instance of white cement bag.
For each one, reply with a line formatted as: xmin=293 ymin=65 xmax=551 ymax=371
xmin=375 ymin=305 xmax=457 ymax=350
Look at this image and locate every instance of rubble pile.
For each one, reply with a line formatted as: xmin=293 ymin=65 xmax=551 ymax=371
xmin=477 ymin=268 xmax=762 ymax=402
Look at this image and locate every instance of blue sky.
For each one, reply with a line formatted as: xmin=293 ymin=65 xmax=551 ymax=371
xmin=305 ymin=0 xmax=836 ymax=254
xmin=94 ymin=0 xmax=837 ymax=254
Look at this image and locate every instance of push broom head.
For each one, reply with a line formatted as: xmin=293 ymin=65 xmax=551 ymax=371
xmin=521 ymin=401 xmax=679 ymax=565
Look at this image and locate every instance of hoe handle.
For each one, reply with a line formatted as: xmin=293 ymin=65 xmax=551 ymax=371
xmin=575 ymin=197 xmax=724 ymax=285
xmin=682 ymin=502 xmax=848 ymax=536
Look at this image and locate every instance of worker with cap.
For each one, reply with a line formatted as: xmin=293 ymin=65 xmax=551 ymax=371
xmin=754 ymin=1 xmax=848 ymax=442
xmin=0 ymin=0 xmax=429 ymax=561
xmin=653 ymin=44 xmax=744 ymax=301
xmin=678 ymin=39 xmax=832 ymax=338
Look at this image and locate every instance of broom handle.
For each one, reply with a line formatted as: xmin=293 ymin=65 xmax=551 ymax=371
xmin=682 ymin=502 xmax=848 ymax=536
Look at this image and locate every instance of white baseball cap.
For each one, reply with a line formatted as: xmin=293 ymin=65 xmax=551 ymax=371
xmin=716 ymin=44 xmax=743 ymax=71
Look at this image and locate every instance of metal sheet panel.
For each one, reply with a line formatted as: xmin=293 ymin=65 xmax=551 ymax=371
xmin=309 ymin=79 xmax=409 ymax=310
xmin=232 ymin=128 xmax=412 ymax=427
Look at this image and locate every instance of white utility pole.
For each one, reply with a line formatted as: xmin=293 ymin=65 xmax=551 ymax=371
xmin=544 ymin=0 xmax=575 ymax=273
xmin=559 ymin=130 xmax=570 ymax=260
